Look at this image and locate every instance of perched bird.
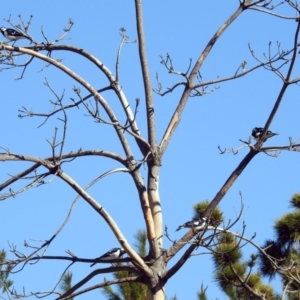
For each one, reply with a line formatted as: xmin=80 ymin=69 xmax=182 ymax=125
xmin=0 ymin=26 xmax=30 ymax=41
xmin=252 ymin=127 xmax=278 ymax=142
xmin=90 ymin=248 xmax=126 ymax=267
xmin=175 ymin=216 xmax=207 ymax=232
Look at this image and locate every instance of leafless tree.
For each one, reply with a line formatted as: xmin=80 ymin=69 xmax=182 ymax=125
xmin=1 ymin=1 xmax=300 ymax=299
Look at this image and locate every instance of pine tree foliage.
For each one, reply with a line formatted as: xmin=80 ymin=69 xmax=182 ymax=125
xmin=212 ymin=232 xmax=279 ymax=299
xmin=290 ymin=194 xmax=300 ymax=210
xmin=258 ymin=239 xmax=286 ymax=279
xmin=196 ymin=282 xmax=208 ymax=300
xmin=193 ymin=201 xmax=223 ymax=227
xmin=258 ymin=193 xmax=300 ymax=299
xmin=275 ymin=213 xmax=300 ymax=247
xmin=186 ymin=200 xmax=280 ymax=299
xmin=191 ymin=196 xmax=300 ymax=299
xmin=102 ymin=285 xmax=122 ymax=300
xmin=59 ymin=271 xmax=73 ymax=300
xmin=0 ymin=250 xmax=13 ymax=295
xmin=133 ymin=230 xmax=147 ymax=258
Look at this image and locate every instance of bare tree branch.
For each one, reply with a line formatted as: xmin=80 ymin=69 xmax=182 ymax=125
xmin=57 ymin=170 xmax=153 ymax=276
xmin=160 ymin=2 xmax=250 ymax=154
xmin=134 ymin=0 xmax=156 ymax=148
xmin=57 ymin=274 xmax=142 ymax=300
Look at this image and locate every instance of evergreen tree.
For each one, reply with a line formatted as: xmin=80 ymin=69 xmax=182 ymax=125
xmin=212 ymin=232 xmax=280 ymax=300
xmin=59 ymin=271 xmax=73 ymax=300
xmin=258 ymin=194 xmax=300 ymax=299
xmin=201 ymin=194 xmax=300 ymax=299
xmin=190 ymin=201 xmax=280 ymax=299
xmin=0 ymin=250 xmax=13 ymax=298
xmin=196 ymin=282 xmax=208 ymax=300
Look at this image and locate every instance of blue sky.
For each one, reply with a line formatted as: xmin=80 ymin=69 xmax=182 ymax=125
xmin=1 ymin=1 xmax=300 ymax=299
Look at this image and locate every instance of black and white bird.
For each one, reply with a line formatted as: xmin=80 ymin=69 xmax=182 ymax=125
xmin=0 ymin=26 xmax=30 ymax=41
xmin=90 ymin=248 xmax=126 ymax=267
xmin=252 ymin=127 xmax=278 ymax=142
xmin=175 ymin=216 xmax=208 ymax=232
